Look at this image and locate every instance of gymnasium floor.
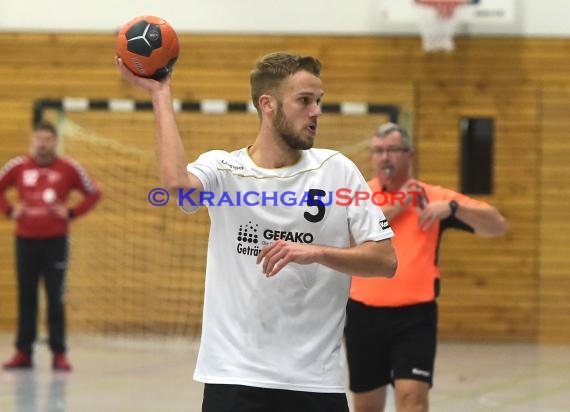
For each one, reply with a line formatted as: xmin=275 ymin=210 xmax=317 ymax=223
xmin=0 ymin=333 xmax=568 ymax=412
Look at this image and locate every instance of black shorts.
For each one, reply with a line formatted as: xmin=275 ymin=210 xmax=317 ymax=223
xmin=344 ymin=299 xmax=438 ymax=392
xmin=202 ymin=383 xmax=349 ymax=412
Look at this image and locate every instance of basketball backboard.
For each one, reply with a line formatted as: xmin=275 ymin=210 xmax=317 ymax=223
xmin=377 ymin=0 xmax=515 ymax=26
xmin=375 ymin=0 xmax=516 ymax=51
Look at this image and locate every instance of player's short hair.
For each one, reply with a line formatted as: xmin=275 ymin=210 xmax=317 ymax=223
xmin=250 ymin=52 xmax=321 ymax=113
xmin=374 ymin=122 xmax=413 ymax=151
xmin=33 ymin=120 xmax=58 ymax=138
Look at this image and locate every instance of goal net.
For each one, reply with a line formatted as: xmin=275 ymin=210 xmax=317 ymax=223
xmin=39 ymin=99 xmax=405 ymax=341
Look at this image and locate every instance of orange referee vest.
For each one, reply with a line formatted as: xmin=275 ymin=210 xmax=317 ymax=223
xmin=349 ymin=177 xmax=486 ymax=307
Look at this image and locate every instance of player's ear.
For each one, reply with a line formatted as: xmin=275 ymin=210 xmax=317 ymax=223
xmin=259 ymin=95 xmax=274 ymax=113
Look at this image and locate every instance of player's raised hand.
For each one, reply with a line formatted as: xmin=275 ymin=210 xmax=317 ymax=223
xmin=256 ymin=240 xmax=319 ymax=278
xmin=115 ymin=56 xmax=171 ymax=93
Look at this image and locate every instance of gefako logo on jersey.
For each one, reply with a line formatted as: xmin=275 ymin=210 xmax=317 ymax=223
xmin=263 ymin=230 xmax=314 ymax=243
xmin=237 ymin=221 xmax=259 ymax=244
xmin=236 ymin=220 xmax=315 ymax=257
xmin=236 ymin=221 xmax=261 ymax=256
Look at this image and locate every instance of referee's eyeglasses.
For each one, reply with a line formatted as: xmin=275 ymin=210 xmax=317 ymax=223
xmin=370 ymin=147 xmax=409 ymax=156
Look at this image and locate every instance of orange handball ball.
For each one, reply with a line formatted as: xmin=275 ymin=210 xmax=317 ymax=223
xmin=116 ymin=15 xmax=179 ymax=80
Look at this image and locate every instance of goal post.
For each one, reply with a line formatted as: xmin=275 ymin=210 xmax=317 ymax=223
xmin=33 ymin=97 xmax=404 ymax=341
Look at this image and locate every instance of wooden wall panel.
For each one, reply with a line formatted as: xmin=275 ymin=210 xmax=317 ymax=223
xmin=538 ymin=86 xmax=570 ymax=343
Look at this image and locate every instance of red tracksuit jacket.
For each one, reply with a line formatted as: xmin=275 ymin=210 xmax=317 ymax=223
xmin=0 ymin=155 xmax=101 ymax=238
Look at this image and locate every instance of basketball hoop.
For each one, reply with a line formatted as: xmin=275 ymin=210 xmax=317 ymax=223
xmin=415 ymin=0 xmax=476 ymax=52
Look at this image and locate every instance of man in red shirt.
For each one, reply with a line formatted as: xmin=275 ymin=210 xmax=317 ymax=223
xmin=345 ymin=123 xmax=507 ymax=412
xmin=0 ymin=121 xmax=101 ymax=371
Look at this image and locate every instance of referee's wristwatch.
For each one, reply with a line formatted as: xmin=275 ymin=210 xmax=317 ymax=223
xmin=449 ymin=200 xmax=459 ymax=218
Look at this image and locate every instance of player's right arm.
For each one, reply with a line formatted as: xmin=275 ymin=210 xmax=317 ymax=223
xmin=0 ymin=157 xmax=21 ymax=218
xmin=115 ymin=57 xmax=203 ymax=204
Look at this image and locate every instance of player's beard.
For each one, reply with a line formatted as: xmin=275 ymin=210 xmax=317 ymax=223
xmin=273 ymin=103 xmax=314 ymax=150
xmin=34 ymin=149 xmax=56 ymax=166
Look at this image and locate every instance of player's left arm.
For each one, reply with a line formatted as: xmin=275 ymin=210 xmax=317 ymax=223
xmin=63 ymin=160 xmax=102 ymax=219
xmin=257 ymin=239 xmax=397 ymax=278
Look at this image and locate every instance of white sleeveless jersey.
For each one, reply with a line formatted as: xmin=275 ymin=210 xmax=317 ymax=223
xmin=184 ymin=147 xmax=394 ymax=393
